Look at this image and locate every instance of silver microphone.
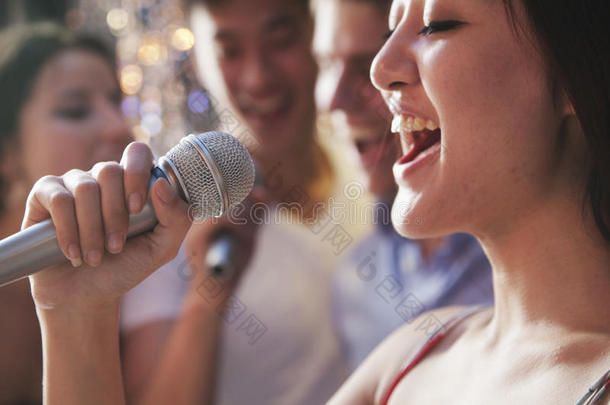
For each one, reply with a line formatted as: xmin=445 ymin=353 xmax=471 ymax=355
xmin=0 ymin=131 xmax=255 ymax=287
xmin=206 ymin=230 xmax=239 ymax=281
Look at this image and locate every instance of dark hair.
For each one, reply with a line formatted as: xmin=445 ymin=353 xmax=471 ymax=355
xmin=182 ymin=0 xmax=310 ymax=12
xmin=337 ymin=0 xmax=391 ymax=10
xmin=502 ymin=0 xmax=610 ymax=244
xmin=0 ymin=22 xmax=115 ymax=215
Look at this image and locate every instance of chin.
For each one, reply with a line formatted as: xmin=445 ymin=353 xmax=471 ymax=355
xmin=390 ymin=188 xmax=449 ymax=239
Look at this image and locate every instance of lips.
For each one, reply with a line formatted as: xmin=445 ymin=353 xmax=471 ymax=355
xmin=236 ymin=92 xmax=293 ymax=130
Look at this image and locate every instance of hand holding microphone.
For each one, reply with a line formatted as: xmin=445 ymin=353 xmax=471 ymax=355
xmin=4 ymin=132 xmax=255 ymax=312
xmin=184 ymin=184 xmax=266 ymax=309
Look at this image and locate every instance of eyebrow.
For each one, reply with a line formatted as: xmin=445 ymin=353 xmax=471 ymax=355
xmin=318 ymin=52 xmax=377 ymax=65
xmin=58 ymin=87 xmax=120 ymax=101
xmin=263 ymin=14 xmax=298 ymax=33
xmin=57 ymin=89 xmax=90 ymax=101
xmin=214 ymin=29 xmax=237 ymax=42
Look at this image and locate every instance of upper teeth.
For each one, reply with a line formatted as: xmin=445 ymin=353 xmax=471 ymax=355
xmin=239 ymin=94 xmax=285 ymax=114
xmin=391 ymin=115 xmax=439 ymax=133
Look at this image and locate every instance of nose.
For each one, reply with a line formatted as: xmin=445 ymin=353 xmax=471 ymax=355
xmin=99 ymin=103 xmax=133 ymax=147
xmin=370 ymin=30 xmax=419 ymax=93
xmin=240 ymin=50 xmax=275 ymax=95
xmin=328 ymin=65 xmax=365 ymax=114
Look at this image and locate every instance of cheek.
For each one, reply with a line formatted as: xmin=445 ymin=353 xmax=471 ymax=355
xmin=272 ymin=47 xmax=317 ymax=93
xmin=426 ymin=37 xmax=554 ymax=173
xmin=20 ymin=119 xmax=96 ymax=180
xmin=411 ymin=39 xmax=562 ymax=234
xmin=213 ymin=62 xmax=242 ymax=101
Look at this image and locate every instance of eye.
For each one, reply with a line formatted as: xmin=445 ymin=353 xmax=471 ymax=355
xmin=56 ymin=107 xmax=91 ymax=120
xmin=267 ymin=26 xmax=299 ymax=50
xmin=418 ymin=20 xmax=465 ymax=36
xmin=219 ymin=46 xmax=241 ymax=61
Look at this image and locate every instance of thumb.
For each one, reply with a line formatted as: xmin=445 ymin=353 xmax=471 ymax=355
xmin=147 ymin=178 xmax=191 ymax=264
xmin=249 ymin=184 xmax=267 ymax=205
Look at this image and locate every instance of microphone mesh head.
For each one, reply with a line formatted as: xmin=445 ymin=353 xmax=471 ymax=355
xmin=164 ymin=131 xmax=255 ymax=219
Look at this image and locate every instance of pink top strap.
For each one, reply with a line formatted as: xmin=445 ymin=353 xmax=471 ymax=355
xmin=379 ymin=307 xmax=609 ymax=405
xmin=379 ymin=307 xmax=482 ymax=405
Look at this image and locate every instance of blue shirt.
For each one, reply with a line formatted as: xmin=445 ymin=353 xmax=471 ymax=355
xmin=332 ymin=210 xmax=493 ymax=371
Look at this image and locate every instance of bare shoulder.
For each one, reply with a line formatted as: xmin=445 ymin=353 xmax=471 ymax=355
xmin=327 ymin=306 xmax=472 ymax=405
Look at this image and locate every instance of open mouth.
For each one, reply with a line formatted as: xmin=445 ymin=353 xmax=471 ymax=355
xmin=391 ymin=115 xmax=441 ymax=164
xmin=355 ymin=136 xmax=385 ymax=154
xmin=238 ymin=93 xmax=291 ymax=120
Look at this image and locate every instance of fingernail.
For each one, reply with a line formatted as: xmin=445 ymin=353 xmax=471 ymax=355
xmin=86 ymin=250 xmax=102 ymax=267
xmin=156 ymin=180 xmax=176 ymax=204
xmin=67 ymin=244 xmax=82 ymax=267
xmin=129 ymin=193 xmax=142 ymax=214
xmin=106 ymin=232 xmax=124 ymax=254
xmin=68 ymin=244 xmax=81 ymax=260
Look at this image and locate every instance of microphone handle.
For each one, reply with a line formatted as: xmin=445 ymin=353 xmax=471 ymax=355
xmin=205 ymin=231 xmax=239 ymax=281
xmin=0 ymin=168 xmax=168 ymax=287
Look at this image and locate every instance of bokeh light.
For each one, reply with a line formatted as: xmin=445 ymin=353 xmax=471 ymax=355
xmin=121 ymin=96 xmax=141 ymax=118
xmin=141 ymin=100 xmax=162 ymax=115
xmin=141 ymin=86 xmax=163 ymax=104
xmin=120 ymin=64 xmax=143 ymax=95
xmin=171 ymin=27 xmax=195 ymax=51
xmin=137 ymin=35 xmax=168 ymax=66
xmin=74 ymin=0 xmax=214 ymax=153
xmin=187 ymin=91 xmax=209 ymax=114
xmin=141 ymin=113 xmax=164 ymax=137
xmin=106 ymin=8 xmax=129 ymax=31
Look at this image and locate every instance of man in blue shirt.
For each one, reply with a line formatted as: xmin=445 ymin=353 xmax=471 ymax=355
xmin=313 ymin=0 xmax=494 ymax=370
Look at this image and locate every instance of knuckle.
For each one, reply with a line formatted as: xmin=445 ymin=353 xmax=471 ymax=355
xmin=33 ymin=175 xmax=59 ymax=190
xmin=64 ymin=168 xmax=84 ymax=178
xmin=95 ymin=162 xmax=123 ymax=182
xmin=49 ymin=190 xmax=73 ymax=212
xmin=105 ymin=206 xmax=129 ymax=228
xmin=73 ymin=179 xmax=100 ymax=198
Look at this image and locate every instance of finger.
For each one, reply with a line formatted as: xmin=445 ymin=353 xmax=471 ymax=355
xmin=249 ymin=185 xmax=267 ymax=205
xmin=91 ymin=162 xmax=129 ymax=254
xmin=146 ymin=178 xmax=191 ymax=268
xmin=185 ymin=217 xmax=221 ymax=266
xmin=120 ymin=142 xmax=153 ymax=215
xmin=23 ymin=176 xmax=82 ymax=266
xmin=63 ymin=170 xmax=105 ymax=267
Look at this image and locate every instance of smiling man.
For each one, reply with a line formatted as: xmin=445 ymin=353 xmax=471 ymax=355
xmin=118 ymin=1 xmax=356 ymax=405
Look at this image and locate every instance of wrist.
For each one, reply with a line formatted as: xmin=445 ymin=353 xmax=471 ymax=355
xmin=36 ymin=299 xmax=121 ymax=326
xmin=186 ymin=273 xmax=235 ymax=309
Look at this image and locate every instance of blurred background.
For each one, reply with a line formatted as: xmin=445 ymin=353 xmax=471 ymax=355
xmin=1 ymin=0 xmax=217 ymax=154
